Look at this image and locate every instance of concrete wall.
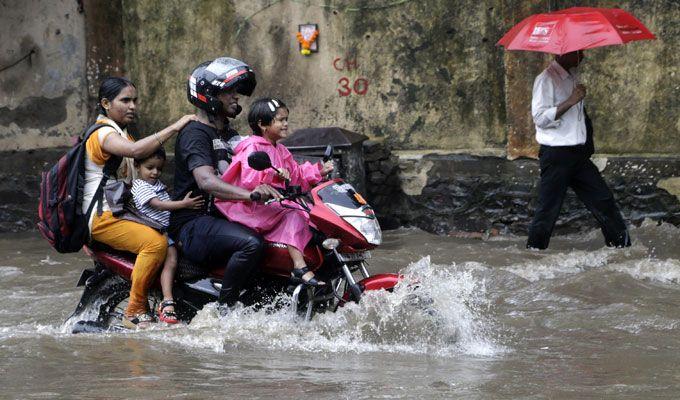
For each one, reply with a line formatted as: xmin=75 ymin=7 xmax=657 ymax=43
xmin=119 ymin=0 xmax=237 ymax=134
xmin=118 ymin=0 xmax=678 ymax=158
xmin=503 ymin=0 xmax=680 ymax=158
xmin=83 ymin=0 xmax=126 ymax=117
xmin=0 ymin=0 xmax=678 ymax=235
xmin=1 ymin=0 xmax=676 ymax=156
xmin=367 ymin=146 xmax=680 ymax=235
xmin=0 ymin=0 xmax=88 ymax=151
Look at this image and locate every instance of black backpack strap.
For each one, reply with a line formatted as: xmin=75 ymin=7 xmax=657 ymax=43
xmin=85 ymin=172 xmax=108 ymax=220
xmin=81 ymin=123 xmax=123 ymax=218
xmin=94 ymin=155 xmax=123 ymax=216
xmin=81 ymin=122 xmax=113 ymax=142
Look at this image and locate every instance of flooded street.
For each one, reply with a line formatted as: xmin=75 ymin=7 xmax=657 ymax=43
xmin=2 ymin=222 xmax=680 ymax=399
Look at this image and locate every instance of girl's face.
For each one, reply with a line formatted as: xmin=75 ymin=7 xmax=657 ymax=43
xmin=261 ymin=107 xmax=289 ymax=144
xmin=102 ymin=85 xmax=137 ymax=126
xmin=136 ymin=156 xmax=164 ymax=185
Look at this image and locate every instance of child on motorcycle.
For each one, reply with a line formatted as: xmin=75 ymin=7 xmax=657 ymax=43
xmin=215 ymin=98 xmax=334 ymax=286
xmin=131 ymin=148 xmax=203 ymax=323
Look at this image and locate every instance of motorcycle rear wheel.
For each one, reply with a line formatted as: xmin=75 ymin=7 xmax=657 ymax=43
xmin=75 ymin=274 xmax=160 ymax=331
xmin=97 ymin=289 xmax=164 ymax=330
xmin=98 ymin=288 xmax=131 ymax=330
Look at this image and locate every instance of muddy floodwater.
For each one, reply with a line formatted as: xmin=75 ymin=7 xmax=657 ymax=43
xmin=2 ymin=221 xmax=680 ymax=399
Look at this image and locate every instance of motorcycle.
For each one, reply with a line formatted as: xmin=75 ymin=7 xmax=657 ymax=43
xmin=69 ymin=147 xmax=401 ymax=333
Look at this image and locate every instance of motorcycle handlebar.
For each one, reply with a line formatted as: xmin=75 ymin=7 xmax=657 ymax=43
xmin=264 ymin=186 xmax=310 ymax=211
xmin=251 ymin=186 xmax=306 ymax=205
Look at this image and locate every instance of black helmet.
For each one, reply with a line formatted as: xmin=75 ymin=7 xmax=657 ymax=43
xmin=187 ymin=57 xmax=256 ymax=115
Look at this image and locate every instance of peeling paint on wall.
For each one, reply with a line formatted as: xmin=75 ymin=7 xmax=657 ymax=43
xmin=0 ymin=95 xmax=69 ymax=128
xmin=0 ymin=0 xmax=678 ymax=157
xmin=114 ymin=0 xmax=679 ymax=156
xmin=658 ymin=177 xmax=680 ymax=202
xmin=0 ymin=0 xmax=87 ymax=151
xmin=397 ymin=154 xmax=434 ymax=196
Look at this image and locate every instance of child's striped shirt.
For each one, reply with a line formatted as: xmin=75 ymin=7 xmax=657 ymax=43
xmin=131 ymin=179 xmax=170 ymax=228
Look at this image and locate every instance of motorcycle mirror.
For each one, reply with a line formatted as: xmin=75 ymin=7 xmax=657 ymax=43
xmin=248 ymin=151 xmax=272 ymax=171
xmin=323 ymin=145 xmax=333 ymax=162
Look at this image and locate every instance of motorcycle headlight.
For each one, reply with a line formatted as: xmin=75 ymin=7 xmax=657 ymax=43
xmin=344 ymin=216 xmax=382 ymax=245
xmin=327 ymin=203 xmax=383 ymax=245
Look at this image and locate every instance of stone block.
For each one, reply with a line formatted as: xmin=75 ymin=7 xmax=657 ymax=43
xmin=368 ymin=171 xmax=386 ymax=184
xmin=378 ymin=159 xmax=397 ymax=175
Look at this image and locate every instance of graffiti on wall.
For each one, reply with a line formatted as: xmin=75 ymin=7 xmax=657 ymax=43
xmin=333 ymin=56 xmax=369 ymax=97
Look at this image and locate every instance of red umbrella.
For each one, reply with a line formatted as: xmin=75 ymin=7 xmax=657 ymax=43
xmin=497 ymin=7 xmax=656 ymax=55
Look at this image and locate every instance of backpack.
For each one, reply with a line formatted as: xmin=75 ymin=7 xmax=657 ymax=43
xmin=37 ymin=123 xmax=122 ymax=253
xmin=103 ymin=180 xmax=164 ymax=231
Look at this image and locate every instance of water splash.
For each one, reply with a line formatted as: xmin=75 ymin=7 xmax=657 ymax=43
xmin=498 ymin=221 xmax=680 ymax=286
xmin=0 ymin=323 xmax=66 ymax=341
xmin=502 ymin=248 xmax=616 ymax=282
xmin=39 ymin=256 xmax=63 ymax=266
xmin=608 ymin=258 xmax=680 ymax=284
xmin=142 ymin=257 xmax=505 ymax=357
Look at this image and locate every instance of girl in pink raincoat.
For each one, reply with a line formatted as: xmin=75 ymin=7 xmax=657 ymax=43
xmin=215 ymin=98 xmax=334 ymax=286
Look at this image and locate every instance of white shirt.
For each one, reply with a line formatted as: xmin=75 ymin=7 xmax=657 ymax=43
xmin=131 ymin=179 xmax=171 ymax=228
xmin=531 ymin=61 xmax=587 ymax=147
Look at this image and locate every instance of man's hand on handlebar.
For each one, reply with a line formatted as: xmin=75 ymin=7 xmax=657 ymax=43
xmin=321 ymin=160 xmax=334 ymax=177
xmin=276 ymin=168 xmax=291 ymax=181
xmin=249 ymin=184 xmax=283 ymax=202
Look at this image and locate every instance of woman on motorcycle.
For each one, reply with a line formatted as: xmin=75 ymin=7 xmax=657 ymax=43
xmin=83 ymin=77 xmax=196 ymax=328
xmin=215 ymin=98 xmax=333 ymax=286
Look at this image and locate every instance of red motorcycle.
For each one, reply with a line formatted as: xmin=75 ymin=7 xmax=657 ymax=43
xmin=69 ymin=150 xmax=401 ymax=332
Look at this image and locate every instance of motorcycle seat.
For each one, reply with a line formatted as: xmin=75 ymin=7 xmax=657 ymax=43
xmin=88 ymin=241 xmax=136 ymax=260
xmin=86 ymin=241 xmax=206 ymax=282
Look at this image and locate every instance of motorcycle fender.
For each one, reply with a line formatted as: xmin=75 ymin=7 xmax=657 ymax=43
xmin=357 ymin=273 xmax=402 ymax=292
xmin=182 ymin=278 xmax=221 ymax=298
xmin=76 ymin=268 xmax=95 ymax=287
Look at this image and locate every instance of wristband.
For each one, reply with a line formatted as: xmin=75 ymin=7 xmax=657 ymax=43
xmin=249 ymin=192 xmax=262 ymax=202
xmin=154 ymin=132 xmax=163 ymax=146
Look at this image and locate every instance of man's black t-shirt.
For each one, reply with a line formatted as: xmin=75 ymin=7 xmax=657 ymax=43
xmin=169 ymin=120 xmax=236 ymax=237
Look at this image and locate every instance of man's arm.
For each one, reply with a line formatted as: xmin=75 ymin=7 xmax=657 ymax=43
xmin=193 ymin=165 xmax=282 ymax=201
xmin=532 ymin=74 xmax=587 ymax=129
xmin=101 ymin=115 xmax=197 ymax=159
xmin=554 ymin=84 xmax=586 ymax=120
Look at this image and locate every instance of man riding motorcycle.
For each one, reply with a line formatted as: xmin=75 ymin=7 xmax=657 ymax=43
xmin=169 ymin=57 xmax=281 ymax=310
xmin=67 ymin=58 xmax=399 ymax=332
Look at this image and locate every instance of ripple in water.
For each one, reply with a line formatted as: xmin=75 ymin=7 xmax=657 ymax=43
xmin=0 ymin=266 xmax=22 ymax=278
xmin=502 ymin=248 xmax=616 ymax=282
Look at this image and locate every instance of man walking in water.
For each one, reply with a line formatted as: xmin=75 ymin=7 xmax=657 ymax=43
xmin=526 ymin=50 xmax=631 ymax=250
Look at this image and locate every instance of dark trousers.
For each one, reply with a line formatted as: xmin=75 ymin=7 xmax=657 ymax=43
xmin=176 ymin=216 xmax=264 ymax=305
xmin=527 ymin=145 xmax=631 ymax=249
